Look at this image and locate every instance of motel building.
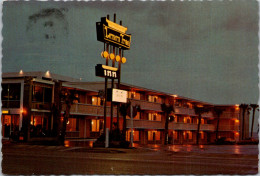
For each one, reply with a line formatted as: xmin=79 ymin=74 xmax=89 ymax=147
xmin=1 ymin=71 xmax=250 ymax=144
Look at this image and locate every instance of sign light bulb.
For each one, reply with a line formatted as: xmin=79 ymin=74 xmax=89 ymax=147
xmin=109 ymin=53 xmax=115 ymax=60
xmin=101 ymin=51 xmax=109 ymax=58
xmin=116 ymin=55 xmax=121 ymax=62
xmin=121 ymin=57 xmax=126 ymax=63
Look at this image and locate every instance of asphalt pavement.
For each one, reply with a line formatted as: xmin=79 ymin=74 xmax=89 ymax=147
xmin=2 ymin=141 xmax=258 ymax=175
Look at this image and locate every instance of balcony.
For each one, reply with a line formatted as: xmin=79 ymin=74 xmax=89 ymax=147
xmin=32 ymin=102 xmax=51 ymax=111
xmin=174 ymin=106 xmax=196 ymax=116
xmin=126 ymin=119 xmax=164 ymax=129
xmin=66 ymin=131 xmax=80 ymax=138
xmin=129 ymin=99 xmax=162 ymax=112
xmin=63 ymin=103 xmax=118 ymax=117
xmin=168 ymin=122 xmax=215 ymax=131
xmin=174 ymin=106 xmax=214 ymax=118
xmin=2 ymin=100 xmax=20 ymax=108
xmin=218 ymin=125 xmax=239 ymax=131
xmin=220 ymin=112 xmax=239 ymax=119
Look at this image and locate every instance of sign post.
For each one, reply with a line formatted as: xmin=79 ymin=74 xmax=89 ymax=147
xmin=96 ymin=14 xmax=131 ymax=148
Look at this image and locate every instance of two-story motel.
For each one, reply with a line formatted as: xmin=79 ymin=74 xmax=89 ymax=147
xmin=1 ymin=71 xmax=250 ymax=144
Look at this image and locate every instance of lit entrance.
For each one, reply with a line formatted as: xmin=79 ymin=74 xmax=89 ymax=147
xmin=1 ymin=114 xmax=19 ymax=138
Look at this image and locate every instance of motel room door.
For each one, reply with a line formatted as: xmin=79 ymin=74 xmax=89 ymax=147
xmin=1 ymin=114 xmax=19 ymax=138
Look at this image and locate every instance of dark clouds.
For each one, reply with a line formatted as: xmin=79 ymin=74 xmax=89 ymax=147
xmin=2 ymin=1 xmax=259 ymax=105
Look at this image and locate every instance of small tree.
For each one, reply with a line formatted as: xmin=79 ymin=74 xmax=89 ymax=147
xmin=194 ymin=105 xmax=211 ymax=145
xmin=161 ymin=103 xmax=174 ymax=145
xmin=119 ymin=102 xmax=130 ymax=141
xmin=239 ymin=104 xmax=251 ymax=140
xmin=213 ymin=107 xmax=224 ymax=141
xmin=250 ymin=104 xmax=259 ymax=138
xmin=59 ymin=89 xmax=78 ymax=145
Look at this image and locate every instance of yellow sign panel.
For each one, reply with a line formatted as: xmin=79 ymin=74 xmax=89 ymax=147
xmin=106 ymin=18 xmax=128 ymax=33
xmin=2 ymin=110 xmax=9 ymax=114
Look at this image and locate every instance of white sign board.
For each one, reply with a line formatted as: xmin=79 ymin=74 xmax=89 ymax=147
xmin=112 ymin=88 xmax=127 ymax=103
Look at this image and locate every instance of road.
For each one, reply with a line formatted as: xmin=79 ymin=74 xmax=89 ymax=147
xmin=2 ymin=143 xmax=258 ymax=175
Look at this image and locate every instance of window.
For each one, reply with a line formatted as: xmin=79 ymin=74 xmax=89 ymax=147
xmin=174 ymin=115 xmax=178 ymax=122
xmin=188 ymin=131 xmax=192 ymax=140
xmin=91 ymin=119 xmax=100 ymax=132
xmin=148 ymin=131 xmax=160 ymax=141
xmin=92 ymin=96 xmax=101 ymax=106
xmin=1 ymin=83 xmax=21 ymax=108
xmin=148 ymin=113 xmax=160 ymax=121
xmin=67 ymin=118 xmax=77 ymax=131
xmin=126 ymin=130 xmax=139 ymax=141
xmin=200 ymin=132 xmax=204 ymax=139
xmin=32 ymin=85 xmax=52 ymax=103
xmin=148 ymin=95 xmax=159 ymax=103
xmin=173 ymin=130 xmax=178 ymax=139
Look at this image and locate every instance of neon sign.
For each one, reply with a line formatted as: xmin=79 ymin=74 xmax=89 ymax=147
xmin=96 ymin=17 xmax=131 ymax=50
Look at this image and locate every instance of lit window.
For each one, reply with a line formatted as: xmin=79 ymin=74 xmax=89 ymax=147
xmin=148 ymin=131 xmax=160 ymax=141
xmin=200 ymin=132 xmax=204 ymax=139
xmin=91 ymin=119 xmax=100 ymax=132
xmin=188 ymin=131 xmax=192 ymax=140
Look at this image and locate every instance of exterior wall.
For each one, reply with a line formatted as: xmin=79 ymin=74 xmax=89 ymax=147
xmin=1 ymin=72 xmax=249 ymax=145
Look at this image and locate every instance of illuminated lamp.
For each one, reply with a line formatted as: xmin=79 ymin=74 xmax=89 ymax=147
xmin=235 ymin=119 xmax=239 ymax=123
xmin=115 ymin=55 xmax=121 ymax=62
xmin=2 ymin=110 xmax=9 ymax=114
xmin=67 ymin=121 xmax=70 ymax=125
xmin=121 ymin=57 xmax=127 ymax=63
xmin=101 ymin=51 xmax=109 ymax=58
xmin=21 ymin=109 xmax=26 ymax=114
xmin=46 ymin=70 xmax=50 ymax=77
xmin=19 ymin=70 xmax=23 ymax=75
xmin=235 ymin=132 xmax=239 ymax=135
xmin=109 ymin=53 xmax=115 ymax=60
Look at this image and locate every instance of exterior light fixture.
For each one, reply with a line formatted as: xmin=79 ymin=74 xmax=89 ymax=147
xmin=121 ymin=57 xmax=127 ymax=63
xmin=46 ymin=70 xmax=50 ymax=77
xmin=116 ymin=55 xmax=121 ymax=62
xmin=19 ymin=70 xmax=23 ymax=75
xmin=235 ymin=119 xmax=239 ymax=123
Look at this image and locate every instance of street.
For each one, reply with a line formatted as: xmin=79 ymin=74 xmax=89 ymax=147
xmin=2 ymin=142 xmax=258 ymax=175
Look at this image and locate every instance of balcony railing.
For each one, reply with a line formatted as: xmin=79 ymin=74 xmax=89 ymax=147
xmin=66 ymin=131 xmax=80 ymax=138
xmin=126 ymin=119 xmax=164 ymax=129
xmin=174 ymin=106 xmax=196 ymax=116
xmin=174 ymin=106 xmax=214 ymax=118
xmin=168 ymin=122 xmax=215 ymax=131
xmin=63 ymin=103 xmax=118 ymax=117
xmin=129 ymin=99 xmax=162 ymax=112
xmin=2 ymin=100 xmax=20 ymax=108
xmin=220 ymin=112 xmax=239 ymax=119
xmin=32 ymin=102 xmax=51 ymax=110
xmin=218 ymin=125 xmax=239 ymax=131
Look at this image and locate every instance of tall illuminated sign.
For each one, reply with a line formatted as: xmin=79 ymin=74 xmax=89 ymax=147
xmin=96 ymin=17 xmax=131 ymax=50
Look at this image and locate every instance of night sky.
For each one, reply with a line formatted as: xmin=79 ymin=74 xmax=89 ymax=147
xmin=2 ymin=1 xmax=259 ymax=106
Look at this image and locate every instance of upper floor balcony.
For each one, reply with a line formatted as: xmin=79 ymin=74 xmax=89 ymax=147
xmin=174 ymin=106 xmax=214 ymax=118
xmin=63 ymin=103 xmax=118 ymax=117
xmin=32 ymin=102 xmax=51 ymax=111
xmin=168 ymin=122 xmax=215 ymax=131
xmin=220 ymin=112 xmax=239 ymax=119
xmin=126 ymin=119 xmax=215 ymax=131
xmin=218 ymin=125 xmax=239 ymax=131
xmin=129 ymin=99 xmax=162 ymax=112
xmin=2 ymin=100 xmax=20 ymax=108
xmin=126 ymin=119 xmax=164 ymax=129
